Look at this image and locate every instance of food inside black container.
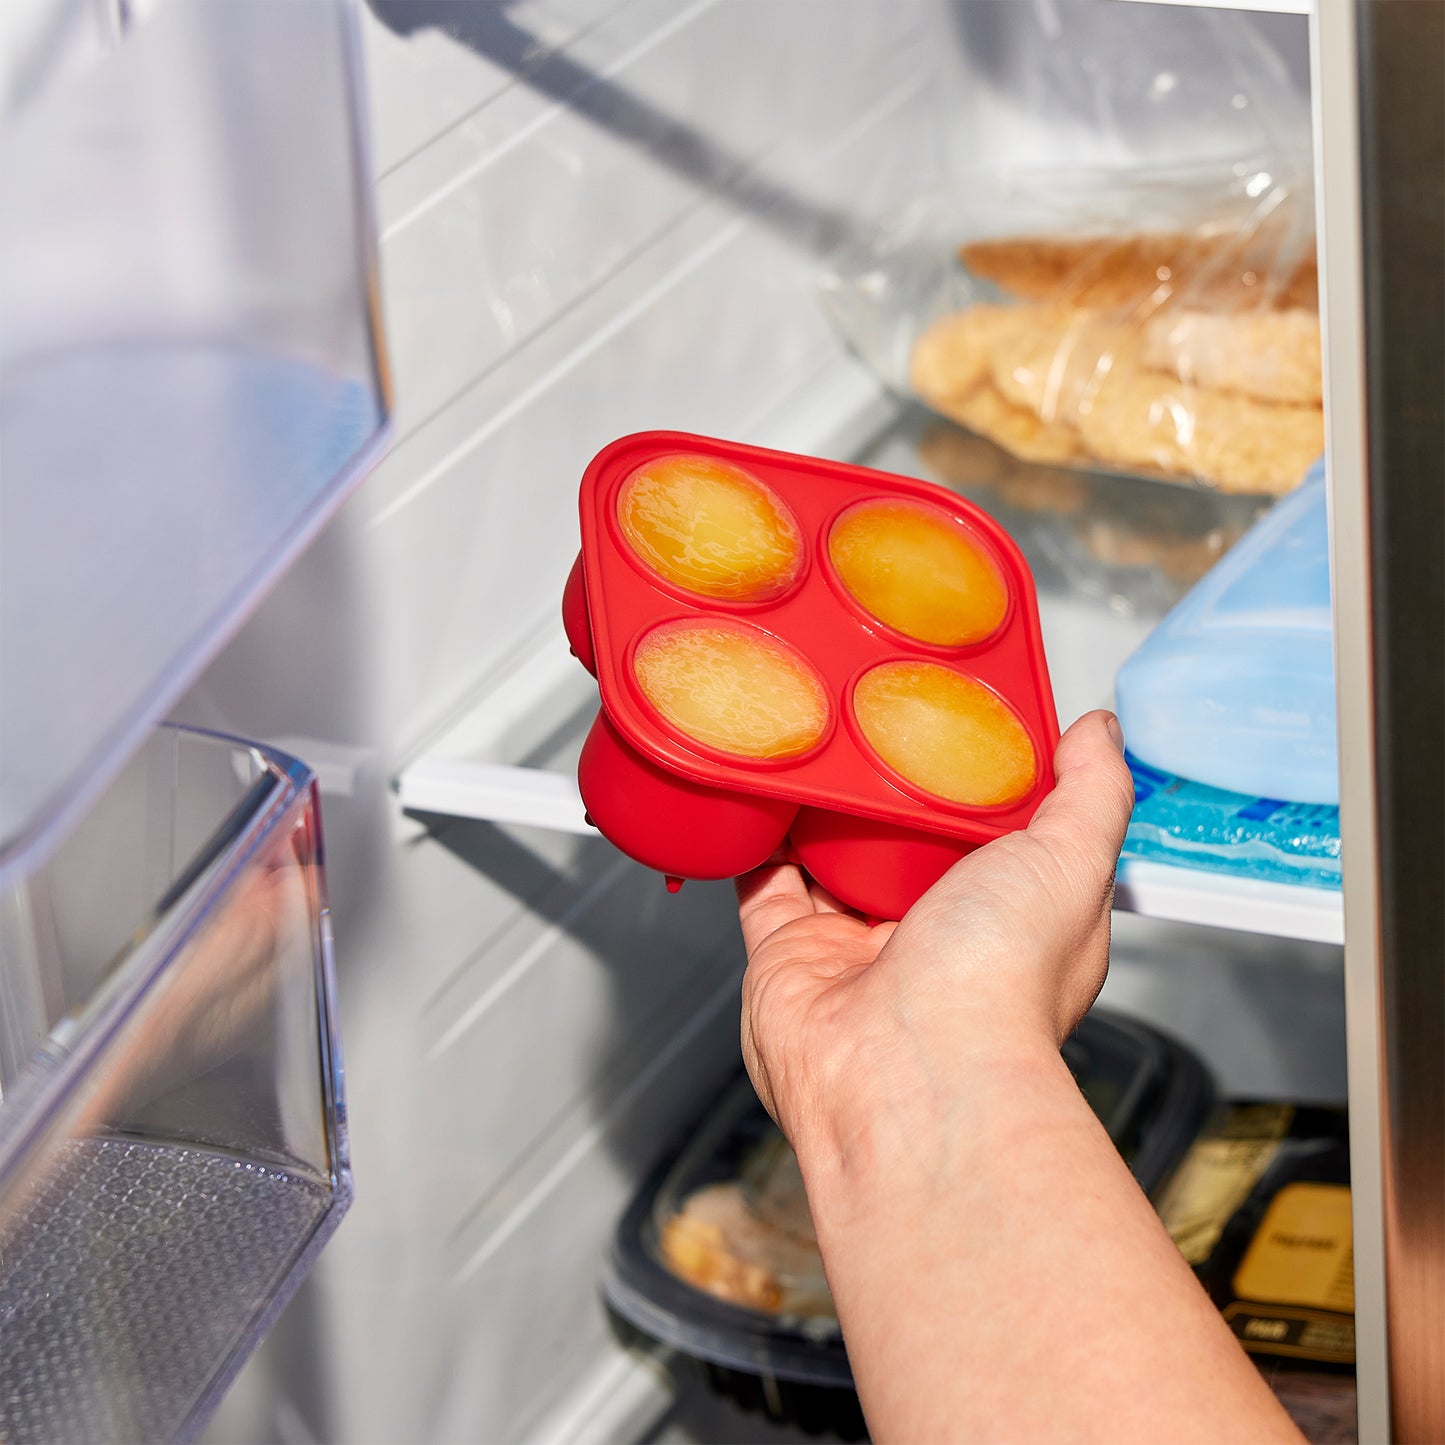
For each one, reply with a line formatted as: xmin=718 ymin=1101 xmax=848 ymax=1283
xmin=1156 ymin=1103 xmax=1356 ymax=1444
xmin=602 ymin=1009 xmax=1215 ymax=1440
xmin=1156 ymin=1102 xmax=1353 ymax=1370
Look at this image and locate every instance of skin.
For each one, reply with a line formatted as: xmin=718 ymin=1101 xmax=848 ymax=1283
xmin=736 ymin=710 xmax=1304 ymax=1445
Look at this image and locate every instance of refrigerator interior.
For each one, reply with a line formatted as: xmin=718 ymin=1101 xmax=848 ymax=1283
xmin=134 ymin=2 xmax=1350 ymax=1441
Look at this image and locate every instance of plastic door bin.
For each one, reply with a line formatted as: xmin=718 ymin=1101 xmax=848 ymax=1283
xmin=0 ymin=726 xmax=351 ymax=1445
xmin=0 ymin=0 xmax=390 ymax=889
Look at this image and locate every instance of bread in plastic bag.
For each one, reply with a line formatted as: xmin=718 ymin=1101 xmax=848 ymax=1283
xmin=821 ymin=3 xmax=1319 ymax=495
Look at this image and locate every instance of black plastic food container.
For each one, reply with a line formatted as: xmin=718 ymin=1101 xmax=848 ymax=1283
xmin=602 ymin=1009 xmax=1215 ymax=1439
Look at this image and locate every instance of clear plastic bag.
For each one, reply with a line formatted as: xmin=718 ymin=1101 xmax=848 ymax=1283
xmin=821 ymin=1 xmax=1319 ymax=496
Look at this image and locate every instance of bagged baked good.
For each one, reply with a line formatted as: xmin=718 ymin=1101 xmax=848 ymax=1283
xmin=905 ymin=205 xmax=1323 ymax=494
xmin=818 ymin=5 xmax=1318 ymax=495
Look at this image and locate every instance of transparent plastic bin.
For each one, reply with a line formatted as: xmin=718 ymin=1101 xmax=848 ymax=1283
xmin=0 ymin=726 xmax=351 ymax=1445
xmin=0 ymin=0 xmax=390 ymax=889
xmin=815 ymin=3 xmax=1318 ymax=499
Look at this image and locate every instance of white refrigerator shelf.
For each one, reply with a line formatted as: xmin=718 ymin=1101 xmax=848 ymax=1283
xmin=396 ymin=638 xmax=1344 ymax=947
xmin=1113 ymin=859 xmax=1341 ymax=945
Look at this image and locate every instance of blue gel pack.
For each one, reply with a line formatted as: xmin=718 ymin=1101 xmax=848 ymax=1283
xmin=1122 ymin=754 xmax=1341 ymax=890
xmin=1116 ymin=460 xmax=1337 ymax=805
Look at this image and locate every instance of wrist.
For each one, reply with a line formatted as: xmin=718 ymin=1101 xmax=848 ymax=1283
xmin=790 ymin=1028 xmax=1074 ymax=1228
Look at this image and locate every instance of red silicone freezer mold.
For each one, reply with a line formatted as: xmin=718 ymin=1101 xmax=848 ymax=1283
xmin=565 ymin=432 xmax=1061 ymax=920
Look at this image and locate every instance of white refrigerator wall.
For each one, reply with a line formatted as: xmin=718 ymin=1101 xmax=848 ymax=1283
xmin=187 ymin=6 xmax=949 ymax=1441
xmin=182 ymin=4 xmax=1339 ymax=1442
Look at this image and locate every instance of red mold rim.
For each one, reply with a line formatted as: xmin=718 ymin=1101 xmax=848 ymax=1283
xmin=842 ymin=657 xmax=1047 ymax=817
xmin=623 ymin=615 xmax=836 ymax=771
xmin=818 ymin=494 xmax=1017 ymax=655
xmin=605 ymin=453 xmax=810 ymax=611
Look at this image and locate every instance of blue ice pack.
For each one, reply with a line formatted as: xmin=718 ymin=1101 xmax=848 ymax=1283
xmin=1122 ymin=754 xmax=1341 ymax=890
xmin=1116 ymin=460 xmax=1336 ymax=805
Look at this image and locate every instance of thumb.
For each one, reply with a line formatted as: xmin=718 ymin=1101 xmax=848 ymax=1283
xmin=1025 ymin=710 xmax=1136 ymax=886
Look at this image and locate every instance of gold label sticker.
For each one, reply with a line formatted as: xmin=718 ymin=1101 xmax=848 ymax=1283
xmin=1157 ymin=1104 xmax=1294 ymax=1265
xmin=1233 ymin=1182 xmax=1354 ymax=1313
xmin=1223 ymin=1303 xmax=1355 ymax=1364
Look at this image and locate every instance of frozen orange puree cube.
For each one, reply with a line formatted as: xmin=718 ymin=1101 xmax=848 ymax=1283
xmin=853 ymin=662 xmax=1036 ymax=806
xmin=828 ymin=499 xmax=1007 ymax=646
xmin=618 ymin=455 xmax=803 ymax=602
xmin=633 ymin=620 xmax=828 ymax=760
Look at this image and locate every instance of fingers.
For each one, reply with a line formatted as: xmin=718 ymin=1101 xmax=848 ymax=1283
xmin=804 ymin=876 xmax=865 ymax=918
xmin=1025 ymin=710 xmax=1135 ymax=885
xmin=736 ymin=862 xmax=816 ymax=954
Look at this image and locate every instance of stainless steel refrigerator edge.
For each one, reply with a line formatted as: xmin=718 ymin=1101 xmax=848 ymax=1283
xmin=1314 ymin=3 xmax=1445 ymax=1443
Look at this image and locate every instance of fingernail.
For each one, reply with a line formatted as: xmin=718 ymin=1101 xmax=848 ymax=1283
xmin=1104 ymin=713 xmax=1125 ymax=753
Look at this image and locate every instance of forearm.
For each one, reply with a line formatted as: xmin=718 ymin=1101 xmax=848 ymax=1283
xmin=796 ymin=1043 xmax=1303 ymax=1445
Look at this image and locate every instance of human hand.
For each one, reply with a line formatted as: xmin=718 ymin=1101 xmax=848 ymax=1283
xmin=736 ymin=709 xmax=1134 ymax=1161
xmin=738 ymin=712 xmax=1304 ymax=1445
